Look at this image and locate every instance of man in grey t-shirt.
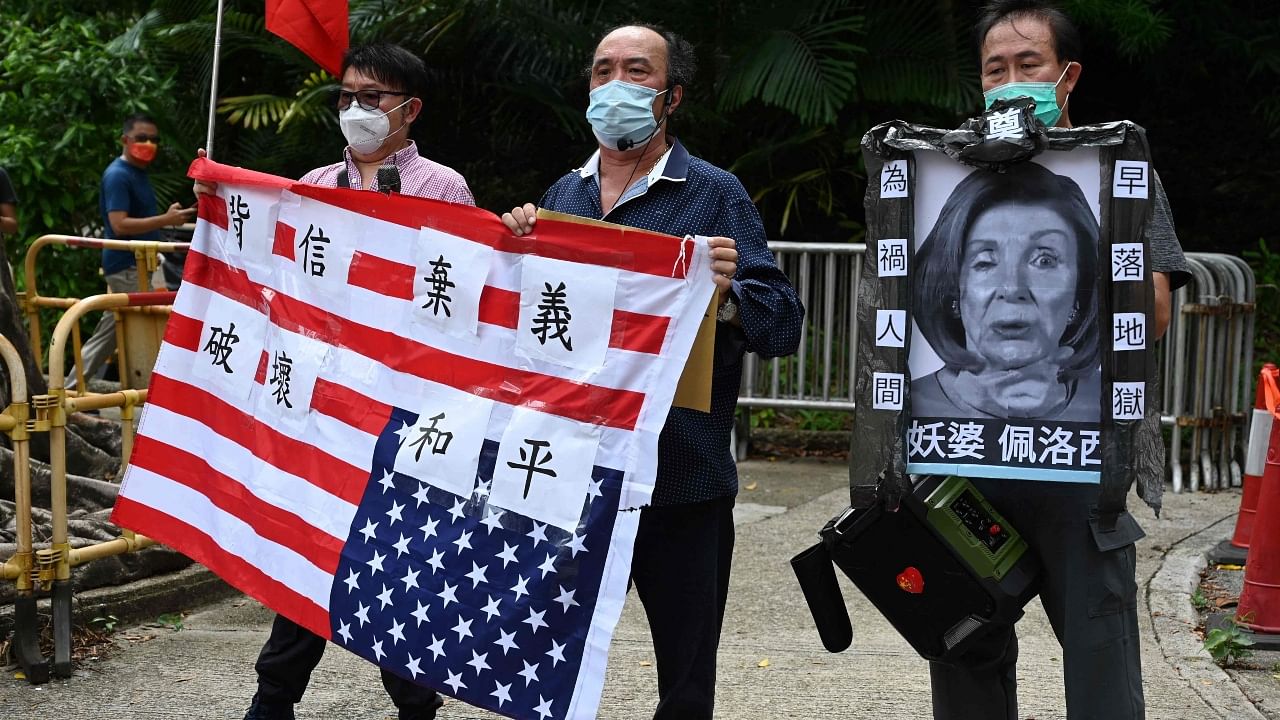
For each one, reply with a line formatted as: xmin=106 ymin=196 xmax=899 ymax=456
xmin=920 ymin=3 xmax=1190 ymax=720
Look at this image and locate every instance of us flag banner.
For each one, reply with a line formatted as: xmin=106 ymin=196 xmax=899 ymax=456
xmin=112 ymin=158 xmax=715 ymax=719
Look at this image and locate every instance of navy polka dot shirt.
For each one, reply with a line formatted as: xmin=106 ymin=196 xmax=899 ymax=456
xmin=540 ymin=139 xmax=804 ymax=505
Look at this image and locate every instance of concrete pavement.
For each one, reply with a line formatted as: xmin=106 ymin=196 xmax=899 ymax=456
xmin=0 ymin=458 xmax=1269 ymax=718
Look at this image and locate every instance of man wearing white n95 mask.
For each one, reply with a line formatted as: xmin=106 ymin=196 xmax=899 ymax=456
xmin=219 ymin=43 xmax=473 ymax=720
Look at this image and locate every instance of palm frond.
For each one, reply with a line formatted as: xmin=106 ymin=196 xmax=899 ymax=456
xmin=718 ymin=13 xmax=865 ymax=126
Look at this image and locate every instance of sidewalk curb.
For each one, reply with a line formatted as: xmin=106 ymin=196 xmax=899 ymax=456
xmin=0 ymin=564 xmax=239 ymax=637
xmin=1148 ymin=511 xmax=1267 ymax=719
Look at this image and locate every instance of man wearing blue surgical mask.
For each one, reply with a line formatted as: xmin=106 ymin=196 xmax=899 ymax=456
xmin=924 ymin=3 xmax=1191 ymax=720
xmin=504 ymin=23 xmax=803 ymax=720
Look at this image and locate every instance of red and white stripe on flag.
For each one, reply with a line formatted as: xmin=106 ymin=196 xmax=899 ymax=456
xmin=113 ymin=158 xmax=714 ymax=719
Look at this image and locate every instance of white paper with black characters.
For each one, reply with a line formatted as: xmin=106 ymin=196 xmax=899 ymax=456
xmin=412 ymin=228 xmax=494 ymax=339
xmin=489 ymin=406 xmax=601 ymax=533
xmin=193 ymin=292 xmax=269 ymax=402
xmin=515 ymin=255 xmax=619 ymax=371
xmin=391 ymin=383 xmax=496 ymax=499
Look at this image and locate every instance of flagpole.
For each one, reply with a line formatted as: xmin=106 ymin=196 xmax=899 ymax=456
xmin=205 ymin=0 xmax=226 ymax=159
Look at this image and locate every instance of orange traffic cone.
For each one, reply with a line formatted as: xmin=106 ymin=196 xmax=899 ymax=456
xmin=1237 ymin=372 xmax=1280 ymax=634
xmin=1221 ymin=364 xmax=1280 ymax=559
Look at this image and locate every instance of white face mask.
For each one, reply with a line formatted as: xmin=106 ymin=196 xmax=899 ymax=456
xmin=339 ymin=98 xmax=411 ymax=155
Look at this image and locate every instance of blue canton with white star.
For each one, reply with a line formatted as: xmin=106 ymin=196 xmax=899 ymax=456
xmin=329 ymin=407 xmax=623 ymax=720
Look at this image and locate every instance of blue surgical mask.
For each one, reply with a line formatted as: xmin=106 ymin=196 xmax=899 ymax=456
xmin=585 ymin=80 xmax=669 ymax=151
xmin=983 ymin=63 xmax=1073 ymax=127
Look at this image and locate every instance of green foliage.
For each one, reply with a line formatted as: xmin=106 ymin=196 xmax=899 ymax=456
xmin=155 ymin=612 xmax=184 ymax=631
xmin=1191 ymin=588 xmax=1209 ymax=611
xmin=0 ymin=8 xmax=181 ymax=307
xmin=1063 ymin=0 xmax=1172 ymax=58
xmin=749 ymin=408 xmax=778 ymax=430
xmin=1244 ymin=239 xmax=1280 ymax=370
xmin=1204 ymin=616 xmax=1254 ymax=667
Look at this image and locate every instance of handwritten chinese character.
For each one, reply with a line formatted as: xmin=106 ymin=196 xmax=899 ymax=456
xmin=422 ymin=255 xmax=455 ymax=317
xmin=298 ymin=224 xmax=331 ymax=277
xmin=408 ymin=412 xmax=453 ymax=461
xmin=203 ymin=322 xmax=240 ymax=374
xmin=228 ymin=194 xmax=251 ymax=251
xmin=531 ymin=281 xmax=573 ymax=351
xmin=269 ymin=350 xmax=293 ymax=408
xmin=506 ymin=438 xmax=557 ymax=499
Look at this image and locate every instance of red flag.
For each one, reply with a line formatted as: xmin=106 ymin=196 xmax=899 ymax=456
xmin=265 ymin=0 xmax=349 ymax=77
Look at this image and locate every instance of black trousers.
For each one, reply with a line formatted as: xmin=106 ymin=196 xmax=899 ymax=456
xmin=631 ymin=496 xmax=736 ymax=720
xmin=255 ymin=614 xmax=442 ymax=719
xmin=929 ymin=479 xmax=1145 ymax=720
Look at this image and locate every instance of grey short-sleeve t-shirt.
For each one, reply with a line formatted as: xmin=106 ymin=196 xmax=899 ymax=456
xmin=1148 ymin=170 xmax=1190 ymax=290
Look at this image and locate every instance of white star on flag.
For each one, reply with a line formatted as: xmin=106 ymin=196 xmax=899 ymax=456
xmin=494 ymin=628 xmax=520 ymax=655
xmin=518 ymin=660 xmax=540 ymax=687
xmin=376 ymin=584 xmax=394 ymax=610
xmin=388 ymin=619 xmax=406 ymax=645
xmin=359 ymin=518 xmax=378 ymax=542
xmin=467 ymin=649 xmax=491 ymax=675
xmin=386 ymin=500 xmax=405 ymax=526
xmin=444 ymin=670 xmax=467 ymax=693
xmin=378 ymin=470 xmax=396 ymax=494
xmin=536 ymin=554 xmax=557 ymax=579
xmin=452 ymin=614 xmax=474 ymax=641
xmin=481 ymin=507 xmax=505 ymax=534
xmin=337 ymin=621 xmax=352 ymax=643
xmin=491 ymin=680 xmax=512 ymax=708
xmin=465 ymin=562 xmax=489 ymax=588
xmin=524 ymin=607 xmax=548 ymax=633
xmin=392 ymin=533 xmax=412 ymax=558
xmin=411 ymin=600 xmax=430 ymax=627
xmin=481 ymin=595 xmax=502 ymax=621
xmin=495 ymin=542 xmax=519 ymax=568
xmin=406 ymin=653 xmax=422 ymax=679
xmin=554 ymin=586 xmax=579 ymax=612
xmin=546 ymin=639 xmax=566 ymax=666
xmin=343 ymin=568 xmax=360 ymax=594
xmin=366 ymin=550 xmax=386 ymax=575
xmin=427 ymin=634 xmax=447 ymax=661
xmin=401 ymin=566 xmax=420 ymax=591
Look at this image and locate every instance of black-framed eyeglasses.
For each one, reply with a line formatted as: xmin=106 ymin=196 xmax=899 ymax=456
xmin=336 ymin=89 xmax=410 ymax=112
xmin=128 ymin=134 xmax=161 ymax=143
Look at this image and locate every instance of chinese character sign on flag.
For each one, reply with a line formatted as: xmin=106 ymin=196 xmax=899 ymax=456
xmin=112 ymin=158 xmax=715 ymax=720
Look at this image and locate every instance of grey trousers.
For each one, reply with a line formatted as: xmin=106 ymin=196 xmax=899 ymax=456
xmin=68 ymin=267 xmax=136 ymax=386
xmin=929 ymin=478 xmax=1145 ymax=720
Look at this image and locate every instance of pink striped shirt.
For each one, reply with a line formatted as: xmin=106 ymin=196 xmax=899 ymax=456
xmin=299 ymin=141 xmax=475 ymax=206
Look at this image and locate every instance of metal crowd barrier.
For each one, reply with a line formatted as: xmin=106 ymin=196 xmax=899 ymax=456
xmin=2 ymin=235 xmax=183 ymax=682
xmin=736 ymin=244 xmax=1258 ymax=498
xmin=21 ymin=234 xmax=189 ymax=389
xmin=1161 ymin=253 xmax=1257 ymax=492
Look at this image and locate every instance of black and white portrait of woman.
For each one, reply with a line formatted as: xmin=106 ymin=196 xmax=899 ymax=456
xmin=910 ymin=161 xmax=1101 ymax=422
